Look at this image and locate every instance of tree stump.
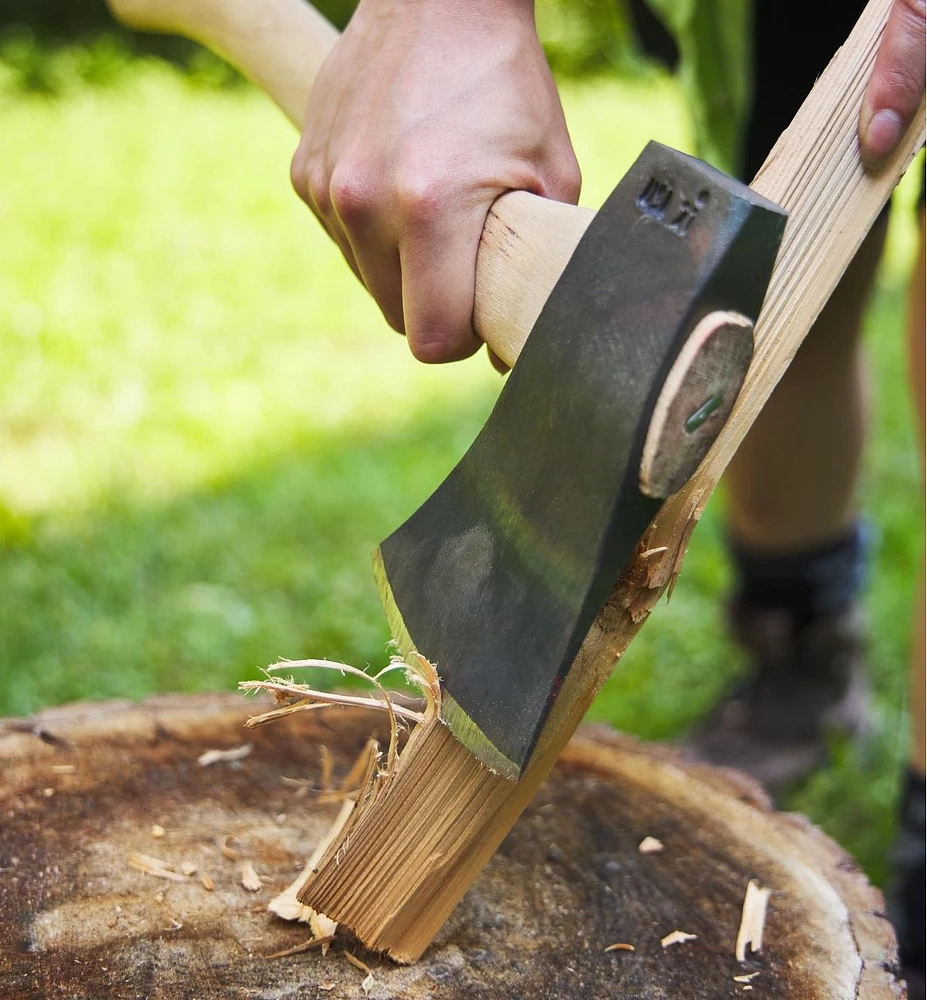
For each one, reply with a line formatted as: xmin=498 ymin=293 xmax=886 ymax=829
xmin=0 ymin=694 xmax=903 ymax=999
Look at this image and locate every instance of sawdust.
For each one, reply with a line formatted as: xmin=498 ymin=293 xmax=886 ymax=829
xmin=638 ymin=836 xmax=664 ymax=854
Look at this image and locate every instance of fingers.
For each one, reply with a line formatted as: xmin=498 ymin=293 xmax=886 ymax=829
xmin=859 ymin=0 xmax=926 ymax=169
xmin=397 ymin=194 xmax=486 ymax=363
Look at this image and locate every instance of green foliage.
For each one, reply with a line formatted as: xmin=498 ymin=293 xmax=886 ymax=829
xmin=0 ymin=0 xmax=652 ymax=98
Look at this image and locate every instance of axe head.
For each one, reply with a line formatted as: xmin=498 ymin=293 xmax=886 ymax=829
xmin=375 ymin=142 xmax=787 ymax=779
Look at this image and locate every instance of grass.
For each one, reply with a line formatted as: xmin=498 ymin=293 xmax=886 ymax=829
xmin=1 ymin=59 xmax=922 ymax=885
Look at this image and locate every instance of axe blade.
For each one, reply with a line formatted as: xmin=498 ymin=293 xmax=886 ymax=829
xmin=376 ymin=142 xmax=786 ymax=779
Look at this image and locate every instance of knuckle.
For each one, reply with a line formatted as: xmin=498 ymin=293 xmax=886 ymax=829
xmin=394 ymin=172 xmax=446 ymax=225
xmin=328 ymin=167 xmax=374 ymax=223
xmin=553 ymin=159 xmax=582 ymax=202
xmin=289 ymin=151 xmax=310 ymax=203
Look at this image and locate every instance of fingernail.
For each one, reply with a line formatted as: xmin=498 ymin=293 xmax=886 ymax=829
xmin=861 ymin=109 xmax=903 ymax=169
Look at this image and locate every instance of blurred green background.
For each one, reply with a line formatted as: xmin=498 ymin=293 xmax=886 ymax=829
xmin=1 ymin=3 xmax=923 ymax=885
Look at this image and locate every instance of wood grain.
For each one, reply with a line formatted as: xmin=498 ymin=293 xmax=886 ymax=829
xmin=0 ymin=695 xmax=904 ymax=996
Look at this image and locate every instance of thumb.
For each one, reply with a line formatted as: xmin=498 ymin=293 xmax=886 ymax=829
xmin=859 ymin=0 xmax=926 ymax=169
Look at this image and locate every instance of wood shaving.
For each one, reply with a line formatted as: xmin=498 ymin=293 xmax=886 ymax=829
xmin=317 ymin=738 xmax=379 ymax=805
xmin=240 ymin=861 xmax=263 ymax=892
xmin=263 ymin=935 xmax=335 ymax=960
xmin=319 ymin=745 xmax=333 ymax=791
xmin=361 ymin=974 xmax=375 ymax=996
xmin=318 ymin=984 xmax=336 ymax=993
xmin=638 ymin=836 xmax=664 ymax=854
xmin=200 ymin=873 xmax=215 ymax=891
xmin=51 ymin=764 xmax=76 ymax=774
xmin=180 ymin=862 xmax=197 ymax=876
xmin=240 ymin=651 xmax=439 ymax=781
xmin=345 ymin=950 xmax=372 ymax=975
xmin=735 ymin=880 xmax=771 ymax=962
xmin=42 ymin=787 xmax=54 ymax=797
xmin=660 ymin=929 xmax=697 ymax=948
xmin=734 ymin=973 xmax=760 ymax=983
xmin=641 ymin=546 xmax=669 ymax=559
xmin=151 ymin=824 xmax=166 ymax=839
xmin=603 ymin=942 xmax=635 ymax=952
xmin=219 ymin=834 xmax=238 ymax=860
xmin=197 ymin=742 xmax=253 ymax=767
xmin=268 ymin=799 xmax=352 ymax=941
xmin=128 ymin=853 xmax=185 ymax=883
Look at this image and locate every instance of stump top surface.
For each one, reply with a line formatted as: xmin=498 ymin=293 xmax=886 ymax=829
xmin=0 ymin=693 xmax=902 ymax=999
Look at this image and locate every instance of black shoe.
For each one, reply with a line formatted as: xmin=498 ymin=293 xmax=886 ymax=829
xmin=686 ymin=602 xmax=872 ymax=796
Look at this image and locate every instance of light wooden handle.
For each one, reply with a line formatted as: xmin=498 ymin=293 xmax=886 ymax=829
xmin=105 ymin=0 xmax=592 ymax=367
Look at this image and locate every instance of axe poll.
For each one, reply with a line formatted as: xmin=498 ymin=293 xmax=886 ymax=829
xmin=107 ymin=0 xmax=788 ymax=777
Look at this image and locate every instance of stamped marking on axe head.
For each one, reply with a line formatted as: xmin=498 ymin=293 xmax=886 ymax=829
xmin=375 ymin=142 xmax=787 ymax=779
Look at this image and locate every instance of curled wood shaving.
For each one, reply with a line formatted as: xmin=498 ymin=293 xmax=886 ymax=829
xmin=240 ymin=861 xmax=263 ymax=892
xmin=219 ymin=835 xmax=238 ymax=860
xmin=734 ymin=973 xmax=760 ymax=983
xmin=263 ymin=935 xmax=335 ymax=960
xmin=603 ymin=942 xmax=635 ymax=952
xmin=638 ymin=836 xmax=664 ymax=854
xmin=200 ymin=873 xmax=215 ymax=892
xmin=346 ymin=950 xmax=376 ymax=993
xmin=128 ymin=853 xmax=185 ymax=883
xmin=345 ymin=950 xmax=372 ymax=974
xmin=660 ymin=930 xmax=697 ymax=948
xmin=197 ymin=742 xmax=253 ymax=767
xmin=240 ymin=652 xmax=440 ymax=782
xmin=735 ymin=880 xmax=771 ymax=962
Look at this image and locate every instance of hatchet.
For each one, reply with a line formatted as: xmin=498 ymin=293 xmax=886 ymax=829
xmin=105 ymin=0 xmax=902 ymax=783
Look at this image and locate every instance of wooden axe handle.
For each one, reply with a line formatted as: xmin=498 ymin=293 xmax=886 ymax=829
xmin=106 ymin=0 xmax=593 ymax=367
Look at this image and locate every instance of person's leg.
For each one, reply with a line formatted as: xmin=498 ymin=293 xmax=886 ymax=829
xmin=689 ymin=216 xmax=886 ymax=790
xmin=686 ymin=0 xmax=886 ymax=792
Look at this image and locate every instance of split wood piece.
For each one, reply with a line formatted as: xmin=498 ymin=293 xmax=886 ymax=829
xmin=105 ymin=0 xmax=925 ymax=966
xmin=0 ymin=695 xmax=904 ymax=997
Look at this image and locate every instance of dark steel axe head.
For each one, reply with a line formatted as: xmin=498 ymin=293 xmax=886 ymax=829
xmin=375 ymin=142 xmax=787 ymax=780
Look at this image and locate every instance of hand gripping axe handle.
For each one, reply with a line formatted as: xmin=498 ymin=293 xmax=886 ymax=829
xmin=106 ymin=0 xmax=791 ymax=778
